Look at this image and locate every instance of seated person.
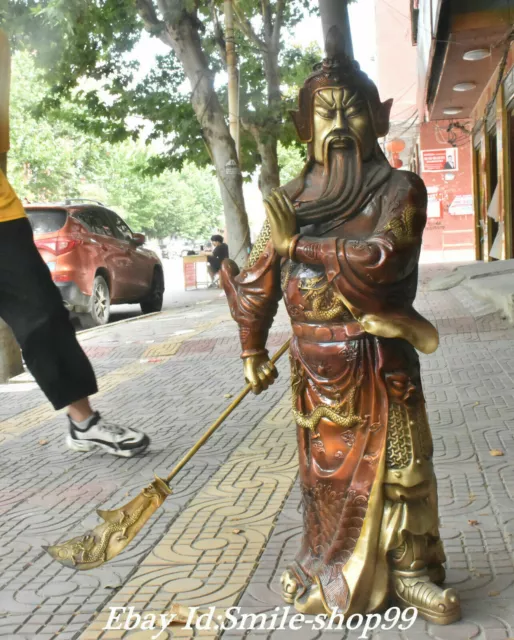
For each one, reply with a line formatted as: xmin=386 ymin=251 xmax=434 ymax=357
xmin=207 ymin=234 xmax=229 ymax=287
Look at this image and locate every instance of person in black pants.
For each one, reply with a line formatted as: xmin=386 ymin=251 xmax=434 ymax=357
xmin=206 ymin=234 xmax=229 ymax=288
xmin=0 ymin=174 xmax=149 ymax=457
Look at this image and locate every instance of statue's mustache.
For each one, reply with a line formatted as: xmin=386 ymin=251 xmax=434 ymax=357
xmin=325 ymin=133 xmax=358 ymax=150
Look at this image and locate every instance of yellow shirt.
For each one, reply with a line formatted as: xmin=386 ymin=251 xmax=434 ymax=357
xmin=0 ymin=28 xmax=10 ymax=154
xmin=0 ymin=169 xmax=26 ymax=222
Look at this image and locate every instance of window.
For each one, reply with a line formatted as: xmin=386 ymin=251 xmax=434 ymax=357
xmin=106 ymin=210 xmax=133 ymax=242
xmin=26 ymin=209 xmax=67 ymax=234
xmin=75 ymin=210 xmax=115 ymax=237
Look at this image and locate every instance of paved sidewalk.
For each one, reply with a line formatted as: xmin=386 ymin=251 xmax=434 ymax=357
xmin=0 ymin=265 xmax=513 ymax=639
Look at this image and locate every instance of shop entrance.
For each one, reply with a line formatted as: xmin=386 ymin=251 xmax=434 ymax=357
xmin=488 ymin=131 xmax=499 ymax=260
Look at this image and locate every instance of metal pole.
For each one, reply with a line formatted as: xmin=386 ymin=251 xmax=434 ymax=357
xmin=318 ymin=0 xmax=354 ymax=59
xmin=225 ymin=0 xmax=240 ymax=159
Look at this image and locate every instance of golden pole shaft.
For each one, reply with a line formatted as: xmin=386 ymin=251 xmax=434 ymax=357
xmin=165 ymin=339 xmax=290 ymax=484
xmin=45 ymin=340 xmax=292 ymax=570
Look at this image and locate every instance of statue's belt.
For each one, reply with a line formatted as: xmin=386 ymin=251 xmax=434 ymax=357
xmin=292 ymin=321 xmax=365 ymax=343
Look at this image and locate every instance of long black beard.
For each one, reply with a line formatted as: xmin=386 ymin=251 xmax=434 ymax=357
xmin=287 ymin=143 xmax=392 ymax=227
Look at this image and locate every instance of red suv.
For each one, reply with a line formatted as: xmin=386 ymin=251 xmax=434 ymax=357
xmin=25 ymin=201 xmax=164 ymax=326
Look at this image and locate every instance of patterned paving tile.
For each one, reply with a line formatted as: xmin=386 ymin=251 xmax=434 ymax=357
xmin=1 ymin=266 xmax=514 ymax=639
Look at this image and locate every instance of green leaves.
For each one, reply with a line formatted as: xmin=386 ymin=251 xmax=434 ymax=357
xmin=5 ymin=0 xmax=320 ymax=179
xmin=8 ymin=51 xmax=222 ymax=239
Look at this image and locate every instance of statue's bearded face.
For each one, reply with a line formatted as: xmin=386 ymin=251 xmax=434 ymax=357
xmin=312 ymin=87 xmax=376 ymax=164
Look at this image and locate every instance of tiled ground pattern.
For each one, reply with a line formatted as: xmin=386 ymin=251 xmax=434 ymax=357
xmin=0 ymin=266 xmax=513 ymax=639
xmin=225 ymin=270 xmax=514 ymax=640
xmin=0 ymin=301 xmax=291 ymax=639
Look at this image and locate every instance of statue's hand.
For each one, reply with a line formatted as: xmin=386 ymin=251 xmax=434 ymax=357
xmin=264 ymin=189 xmax=297 ymax=257
xmin=243 ymin=352 xmax=278 ymax=395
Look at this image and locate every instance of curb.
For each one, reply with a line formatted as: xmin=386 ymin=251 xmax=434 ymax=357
xmin=77 ymin=311 xmax=162 ymax=335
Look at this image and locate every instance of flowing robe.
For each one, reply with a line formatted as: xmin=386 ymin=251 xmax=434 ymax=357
xmin=221 ymin=168 xmax=445 ymax=614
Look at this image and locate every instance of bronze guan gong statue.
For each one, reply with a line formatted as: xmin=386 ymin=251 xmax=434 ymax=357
xmin=221 ymin=27 xmax=461 ymax=625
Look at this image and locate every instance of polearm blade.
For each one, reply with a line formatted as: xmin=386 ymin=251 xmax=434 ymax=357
xmin=44 ymin=339 xmax=291 ymax=570
xmin=43 ymin=476 xmax=171 ymax=569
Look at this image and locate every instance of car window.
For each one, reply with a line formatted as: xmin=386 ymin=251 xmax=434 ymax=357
xmin=75 ymin=210 xmax=115 ymax=237
xmin=108 ymin=211 xmax=133 ymax=242
xmin=26 ymin=209 xmax=67 ymax=234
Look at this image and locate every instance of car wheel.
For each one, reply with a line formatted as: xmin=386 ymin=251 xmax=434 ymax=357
xmin=89 ymin=275 xmax=111 ymax=326
xmin=141 ymin=269 xmax=164 ymax=314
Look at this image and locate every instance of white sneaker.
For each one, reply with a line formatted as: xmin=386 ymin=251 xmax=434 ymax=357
xmin=67 ymin=412 xmax=150 ymax=457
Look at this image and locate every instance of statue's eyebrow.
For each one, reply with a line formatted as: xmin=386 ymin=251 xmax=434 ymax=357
xmin=315 ymin=91 xmax=335 ymax=108
xmin=344 ymin=91 xmax=364 ymax=108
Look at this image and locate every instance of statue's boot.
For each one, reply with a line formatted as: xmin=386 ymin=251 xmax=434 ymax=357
xmin=390 ymin=535 xmax=461 ymax=625
xmin=427 ymin=537 xmax=446 ymax=585
xmin=427 ymin=564 xmax=446 ymax=586
xmin=280 ymin=568 xmax=299 ymax=605
xmin=293 ymin=579 xmax=327 ymax=615
xmin=281 ymin=565 xmax=327 ymax=615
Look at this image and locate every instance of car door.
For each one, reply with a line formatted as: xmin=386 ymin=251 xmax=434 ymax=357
xmin=75 ymin=208 xmax=133 ymax=302
xmin=103 ymin=209 xmax=152 ymax=299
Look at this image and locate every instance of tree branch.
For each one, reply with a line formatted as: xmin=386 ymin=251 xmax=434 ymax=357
xmin=135 ymin=0 xmax=164 ymax=31
xmin=135 ymin=0 xmax=174 ymax=47
xmin=261 ymin=0 xmax=272 ymax=42
xmin=233 ymin=0 xmax=266 ymax=51
xmin=271 ymin=0 xmax=286 ymax=50
xmin=210 ymin=0 xmax=227 ymax=67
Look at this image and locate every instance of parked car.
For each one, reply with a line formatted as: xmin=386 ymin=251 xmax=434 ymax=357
xmin=25 ymin=200 xmax=164 ymax=326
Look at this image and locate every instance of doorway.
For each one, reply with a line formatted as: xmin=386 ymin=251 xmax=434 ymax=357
xmin=488 ymin=131 xmax=499 ymax=259
xmin=474 ymin=144 xmax=484 ymax=260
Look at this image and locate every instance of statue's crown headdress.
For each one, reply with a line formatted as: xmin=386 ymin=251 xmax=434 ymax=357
xmin=290 ymin=26 xmax=393 ymax=143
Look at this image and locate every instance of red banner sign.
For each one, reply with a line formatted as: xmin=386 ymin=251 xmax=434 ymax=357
xmin=183 ymin=261 xmax=196 ymax=289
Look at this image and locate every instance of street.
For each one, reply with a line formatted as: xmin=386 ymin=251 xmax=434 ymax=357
xmin=0 ymin=264 xmax=513 ymax=639
xmin=107 ymin=258 xmax=224 ymax=325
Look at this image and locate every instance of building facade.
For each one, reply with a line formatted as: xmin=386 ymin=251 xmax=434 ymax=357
xmin=412 ymin=0 xmax=514 ymax=261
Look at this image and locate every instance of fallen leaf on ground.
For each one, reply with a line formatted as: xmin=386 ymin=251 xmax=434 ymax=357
xmin=469 ymin=493 xmax=476 ymax=502
xmin=232 ymin=529 xmax=244 ymax=534
xmin=38 ymin=439 xmax=48 ymax=446
xmin=103 ymin=584 xmax=122 ymax=591
xmin=167 ymin=604 xmax=202 ymax=626
xmin=474 ymin=401 xmax=480 ymax=406
xmin=489 ymin=449 xmax=505 ymax=457
xmin=224 ymin=393 xmax=233 ymax=399
xmin=488 ymin=591 xmax=500 ymax=597
xmin=468 ymin=520 xmax=479 ymax=526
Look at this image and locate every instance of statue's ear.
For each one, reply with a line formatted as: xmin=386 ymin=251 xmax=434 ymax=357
xmin=374 ymin=98 xmax=393 ymax=138
xmin=290 ymin=88 xmax=313 ymax=143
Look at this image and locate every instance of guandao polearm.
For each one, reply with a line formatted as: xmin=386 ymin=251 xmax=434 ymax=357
xmin=44 ymin=339 xmax=291 ymax=570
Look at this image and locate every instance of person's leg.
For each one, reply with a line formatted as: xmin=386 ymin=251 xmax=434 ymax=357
xmin=0 ymin=219 xmax=98 ymax=409
xmin=68 ymin=397 xmax=94 ymax=423
xmin=0 ymin=219 xmax=149 ymax=456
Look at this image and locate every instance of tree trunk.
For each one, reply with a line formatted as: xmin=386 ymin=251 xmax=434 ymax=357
xmin=256 ymin=134 xmax=280 ymax=197
xmin=254 ymin=41 xmax=282 ymax=196
xmin=318 ymin=0 xmax=354 ymax=57
xmin=161 ymin=15 xmax=250 ymax=265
